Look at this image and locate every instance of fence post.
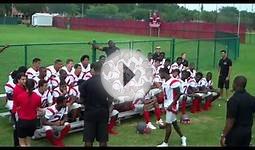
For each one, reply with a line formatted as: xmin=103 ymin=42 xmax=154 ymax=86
xmin=171 ymin=39 xmax=175 ymax=63
xmin=24 ymin=45 xmax=28 ymax=67
xmin=237 ymin=37 xmax=240 ymax=57
xmin=151 ymin=41 xmax=155 ymax=53
xmin=196 ymin=40 xmax=200 ymax=70
xmin=92 ymin=40 xmax=97 ymax=63
xmin=213 ymin=39 xmax=217 ymax=68
xmin=129 ymin=41 xmax=132 ymax=51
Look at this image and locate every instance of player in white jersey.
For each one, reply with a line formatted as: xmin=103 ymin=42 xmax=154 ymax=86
xmin=45 ymin=59 xmax=63 ymax=90
xmin=34 ymin=79 xmax=53 ymax=108
xmin=67 ymin=82 xmax=82 ymax=122
xmin=157 ymin=69 xmax=187 ymax=147
xmin=191 ymin=72 xmax=211 ymax=113
xmin=152 ymin=58 xmax=164 ymax=76
xmin=26 ymin=58 xmax=41 ymax=79
xmin=79 ymin=55 xmax=91 ymax=73
xmin=4 ymin=71 xmax=18 ymax=112
xmin=32 ymin=66 xmax=48 ymax=88
xmin=204 ymin=72 xmax=220 ymax=110
xmin=65 ymin=64 xmax=92 ymax=87
xmin=169 ymin=57 xmax=184 ymax=74
xmin=187 ymin=62 xmax=197 ymax=78
xmin=179 ymin=70 xmax=192 ymax=117
xmin=141 ymin=79 xmax=164 ymax=130
xmin=52 ymin=81 xmax=69 ymax=104
xmin=50 ymin=69 xmax=70 ymax=89
xmin=61 ymin=59 xmax=74 ymax=75
xmin=42 ymin=96 xmax=70 ymax=147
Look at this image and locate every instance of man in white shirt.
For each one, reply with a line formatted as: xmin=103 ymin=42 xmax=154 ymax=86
xmin=26 ymin=58 xmax=41 ymax=79
xmin=62 ymin=59 xmax=74 ymax=75
xmin=45 ymin=59 xmax=63 ymax=89
xmin=79 ymin=55 xmax=91 ymax=73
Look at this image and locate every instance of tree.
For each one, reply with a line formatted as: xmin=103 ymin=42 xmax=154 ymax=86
xmin=0 ymin=4 xmax=12 ymax=16
xmin=15 ymin=3 xmax=46 ymax=19
xmin=130 ymin=8 xmax=149 ymax=20
xmin=46 ymin=4 xmax=80 ymax=16
xmin=86 ymin=4 xmax=119 ymax=19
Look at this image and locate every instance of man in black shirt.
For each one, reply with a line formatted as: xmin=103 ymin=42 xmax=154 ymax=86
xmin=181 ymin=52 xmax=189 ymax=70
xmin=220 ymin=75 xmax=255 ymax=146
xmin=152 ymin=46 xmax=161 ymax=60
xmin=218 ymin=50 xmax=232 ymax=98
xmin=79 ymin=62 xmax=111 ymax=147
xmin=92 ymin=40 xmax=120 ymax=57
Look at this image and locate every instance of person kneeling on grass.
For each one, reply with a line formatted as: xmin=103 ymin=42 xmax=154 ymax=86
xmin=42 ymin=96 xmax=70 ymax=147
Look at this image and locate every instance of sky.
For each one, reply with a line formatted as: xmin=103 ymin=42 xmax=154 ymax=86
xmin=177 ymin=4 xmax=255 ymax=12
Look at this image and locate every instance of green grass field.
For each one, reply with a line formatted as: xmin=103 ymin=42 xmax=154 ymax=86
xmin=0 ymin=25 xmax=254 ymax=146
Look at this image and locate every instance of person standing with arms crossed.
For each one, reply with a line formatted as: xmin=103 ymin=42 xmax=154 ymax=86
xmin=79 ymin=62 xmax=112 ymax=147
xmin=218 ymin=50 xmax=232 ymax=99
xmin=220 ymin=75 xmax=255 ymax=146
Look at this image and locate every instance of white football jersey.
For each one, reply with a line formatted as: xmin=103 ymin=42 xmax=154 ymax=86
xmin=45 ymin=65 xmax=60 ymax=84
xmin=180 ymin=79 xmax=189 ymax=94
xmin=61 ymin=66 xmax=74 ymax=75
xmin=34 ymin=88 xmax=53 ymax=108
xmin=162 ymin=77 xmax=181 ymax=108
xmin=205 ymin=79 xmax=213 ymax=88
xmin=5 ymin=80 xmax=15 ymax=99
xmin=44 ymin=104 xmax=68 ymax=122
xmin=78 ymin=62 xmax=91 ymax=73
xmin=26 ymin=67 xmax=39 ymax=79
xmin=187 ymin=69 xmax=197 ymax=78
xmin=65 ymin=72 xmax=92 ymax=86
xmin=68 ymin=86 xmax=80 ymax=98
xmin=169 ymin=62 xmax=183 ymax=73
xmin=197 ymin=78 xmax=207 ymax=88
xmin=52 ymin=87 xmax=69 ymax=100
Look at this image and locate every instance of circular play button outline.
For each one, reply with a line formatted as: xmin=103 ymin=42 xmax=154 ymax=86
xmin=101 ymin=49 xmax=154 ymax=102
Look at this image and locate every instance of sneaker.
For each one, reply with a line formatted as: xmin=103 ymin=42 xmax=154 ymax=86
xmin=181 ymin=136 xmax=187 ymax=146
xmin=156 ymin=119 xmax=164 ymax=126
xmin=147 ymin=122 xmax=156 ymax=130
xmin=157 ymin=142 xmax=168 ymax=147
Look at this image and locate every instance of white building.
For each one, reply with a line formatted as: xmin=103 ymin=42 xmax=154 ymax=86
xmin=32 ymin=13 xmax=59 ymax=27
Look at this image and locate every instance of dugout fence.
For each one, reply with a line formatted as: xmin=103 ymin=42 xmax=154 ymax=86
xmin=0 ymin=37 xmax=239 ymax=112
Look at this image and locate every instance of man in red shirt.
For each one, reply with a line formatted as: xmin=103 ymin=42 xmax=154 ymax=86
xmin=16 ymin=79 xmax=42 ymax=147
xmin=12 ymin=72 xmax=27 ymax=147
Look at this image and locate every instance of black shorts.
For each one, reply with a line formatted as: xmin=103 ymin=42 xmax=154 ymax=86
xmin=83 ymin=120 xmax=108 ymax=143
xmin=17 ymin=119 xmax=37 ymax=138
xmin=225 ymin=127 xmax=251 ymax=146
xmin=218 ymin=76 xmax=229 ymax=89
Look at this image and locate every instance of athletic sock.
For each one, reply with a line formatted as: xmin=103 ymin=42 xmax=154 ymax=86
xmin=154 ymin=107 xmax=161 ymax=121
xmin=181 ymin=97 xmax=187 ymax=114
xmin=143 ymin=111 xmax=151 ymax=124
xmin=59 ymin=124 xmax=71 ymax=141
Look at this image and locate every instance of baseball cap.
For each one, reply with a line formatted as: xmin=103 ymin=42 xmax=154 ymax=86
xmin=156 ymin=46 xmax=160 ymax=49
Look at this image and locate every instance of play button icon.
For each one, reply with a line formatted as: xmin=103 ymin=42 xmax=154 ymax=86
xmin=123 ymin=64 xmax=135 ymax=86
xmin=101 ymin=49 xmax=154 ymax=102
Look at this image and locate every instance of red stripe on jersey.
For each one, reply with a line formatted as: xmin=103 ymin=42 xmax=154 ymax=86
xmin=51 ymin=78 xmax=59 ymax=84
xmin=69 ymin=87 xmax=78 ymax=96
xmin=46 ymin=68 xmax=52 ymax=74
xmin=169 ymin=79 xmax=180 ymax=87
xmin=26 ymin=72 xmax=33 ymax=75
xmin=5 ymin=83 xmax=15 ymax=90
xmin=46 ymin=108 xmax=55 ymax=115
xmin=81 ymin=73 xmax=86 ymax=79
